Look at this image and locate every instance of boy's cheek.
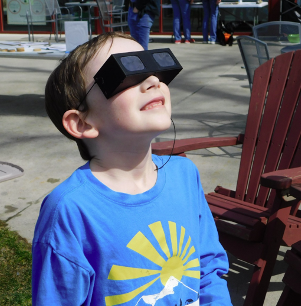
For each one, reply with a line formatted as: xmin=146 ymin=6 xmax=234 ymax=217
xmin=166 ymin=100 xmax=172 ymax=116
xmin=160 ymin=82 xmax=171 ymax=96
xmin=162 ymin=85 xmax=172 ymax=114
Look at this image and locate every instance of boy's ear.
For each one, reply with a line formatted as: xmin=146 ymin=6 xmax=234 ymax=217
xmin=62 ymin=110 xmax=99 ymax=139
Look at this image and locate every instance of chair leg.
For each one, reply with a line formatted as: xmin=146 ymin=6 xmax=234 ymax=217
xmin=28 ymin=13 xmax=35 ymax=42
xmin=244 ymin=205 xmax=291 ymax=306
xmin=277 ymin=286 xmax=301 ymax=306
xmin=26 ymin=13 xmax=31 ymax=42
xmin=26 ymin=9 xmax=34 ymax=41
xmin=30 ymin=21 xmax=34 ymax=42
xmin=55 ymin=16 xmax=59 ymax=42
xmin=243 ymin=257 xmax=277 ymax=306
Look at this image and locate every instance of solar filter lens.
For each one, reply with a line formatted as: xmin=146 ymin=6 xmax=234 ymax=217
xmin=120 ymin=56 xmax=145 ymax=71
xmin=152 ymin=52 xmax=175 ymax=67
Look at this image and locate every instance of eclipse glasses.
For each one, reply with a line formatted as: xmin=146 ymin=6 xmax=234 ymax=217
xmin=93 ymin=48 xmax=183 ymax=99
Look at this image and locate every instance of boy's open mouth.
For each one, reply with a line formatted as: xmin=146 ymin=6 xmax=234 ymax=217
xmin=140 ymin=98 xmax=165 ymax=111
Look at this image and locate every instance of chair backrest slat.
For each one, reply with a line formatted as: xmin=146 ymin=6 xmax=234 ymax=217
xmin=245 ymin=52 xmax=293 ymax=204
xmin=278 ymin=100 xmax=301 ymax=170
xmin=291 ymin=138 xmax=301 ymax=168
xmin=276 ymin=91 xmax=301 ymax=171
xmin=235 ymin=59 xmax=273 ymax=201
xmin=256 ymin=51 xmax=301 ymax=206
xmin=266 ymin=99 xmax=301 ymax=209
xmin=235 ymin=50 xmax=301 ymax=208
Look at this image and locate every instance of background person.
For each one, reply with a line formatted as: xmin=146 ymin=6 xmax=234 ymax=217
xmin=202 ymin=0 xmax=221 ymax=44
xmin=128 ymin=0 xmax=160 ymax=49
xmin=171 ymin=0 xmax=195 ymax=44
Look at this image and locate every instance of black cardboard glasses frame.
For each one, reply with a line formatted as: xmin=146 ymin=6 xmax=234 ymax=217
xmin=76 ymin=48 xmax=182 ymax=110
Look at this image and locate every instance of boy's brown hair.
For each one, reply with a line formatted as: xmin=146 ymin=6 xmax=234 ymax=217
xmin=45 ymin=32 xmax=136 ymax=160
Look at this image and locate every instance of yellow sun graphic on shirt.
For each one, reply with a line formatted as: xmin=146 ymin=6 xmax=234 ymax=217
xmin=105 ymin=221 xmax=200 ymax=306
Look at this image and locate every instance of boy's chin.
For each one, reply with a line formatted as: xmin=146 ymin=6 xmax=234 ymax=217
xmin=154 ymin=116 xmax=172 ymax=130
xmin=150 ymin=119 xmax=172 ymax=137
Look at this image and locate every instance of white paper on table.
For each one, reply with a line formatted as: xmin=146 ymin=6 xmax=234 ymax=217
xmin=20 ymin=42 xmax=50 ymax=46
xmin=0 ymin=41 xmax=50 ymax=46
xmin=0 ymin=41 xmax=23 ymax=45
xmin=41 ymin=44 xmax=67 ymax=51
xmin=65 ymin=21 xmax=89 ymax=52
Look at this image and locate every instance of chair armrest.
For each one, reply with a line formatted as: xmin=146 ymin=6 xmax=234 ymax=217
xmin=151 ymin=134 xmax=244 ymax=156
xmin=260 ymin=167 xmax=301 ymax=190
xmin=289 ymin=183 xmax=301 ymax=200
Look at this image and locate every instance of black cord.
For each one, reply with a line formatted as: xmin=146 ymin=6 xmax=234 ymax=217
xmin=156 ymin=117 xmax=176 ymax=170
xmin=77 ymin=82 xmax=96 ymax=111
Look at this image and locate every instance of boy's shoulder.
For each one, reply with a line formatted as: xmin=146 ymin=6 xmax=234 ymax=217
xmin=37 ymin=163 xmax=88 ymax=213
xmin=46 ymin=162 xmax=89 ymax=205
xmin=33 ymin=163 xmax=90 ymax=245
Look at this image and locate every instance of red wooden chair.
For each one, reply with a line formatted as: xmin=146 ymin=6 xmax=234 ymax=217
xmin=277 ymin=184 xmax=301 ymax=306
xmin=152 ymin=50 xmax=301 ymax=306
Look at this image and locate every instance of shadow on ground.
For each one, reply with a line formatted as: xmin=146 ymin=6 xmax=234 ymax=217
xmin=1 ymin=94 xmax=47 ymax=117
xmin=226 ymin=250 xmax=287 ymax=306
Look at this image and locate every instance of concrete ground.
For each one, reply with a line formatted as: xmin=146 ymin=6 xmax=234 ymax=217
xmin=0 ymin=33 xmax=289 ymax=305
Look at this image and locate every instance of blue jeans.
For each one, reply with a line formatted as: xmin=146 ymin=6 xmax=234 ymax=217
xmin=171 ymin=0 xmax=191 ymax=41
xmin=202 ymin=0 xmax=219 ymax=42
xmin=128 ymin=7 xmax=155 ymax=50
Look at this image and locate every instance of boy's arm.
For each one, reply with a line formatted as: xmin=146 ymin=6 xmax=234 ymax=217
xmin=198 ymin=185 xmax=233 ymax=305
xmin=32 ymin=242 xmax=94 ymax=306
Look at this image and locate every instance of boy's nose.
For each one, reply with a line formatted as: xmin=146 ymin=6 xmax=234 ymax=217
xmin=141 ymin=75 xmax=160 ymax=92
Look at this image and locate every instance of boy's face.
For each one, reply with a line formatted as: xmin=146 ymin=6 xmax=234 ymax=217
xmin=83 ymin=38 xmax=172 ymax=142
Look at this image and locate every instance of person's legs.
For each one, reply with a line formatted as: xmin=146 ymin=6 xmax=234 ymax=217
xmin=171 ymin=0 xmax=182 ymax=41
xmin=128 ymin=7 xmax=139 ymax=42
xmin=202 ymin=0 xmax=210 ymax=42
xmin=209 ymin=0 xmax=219 ymax=43
xmin=136 ymin=12 xmax=154 ymax=50
xmin=128 ymin=8 xmax=154 ymax=50
xmin=178 ymin=0 xmax=191 ymax=41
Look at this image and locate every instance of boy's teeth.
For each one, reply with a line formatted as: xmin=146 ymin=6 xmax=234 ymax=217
xmin=144 ymin=102 xmax=162 ymax=110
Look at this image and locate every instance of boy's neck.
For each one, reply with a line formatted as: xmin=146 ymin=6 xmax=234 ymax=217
xmin=89 ymin=146 xmax=158 ymax=195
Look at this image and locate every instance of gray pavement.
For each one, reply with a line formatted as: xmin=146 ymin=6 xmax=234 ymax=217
xmin=0 ymin=33 xmax=287 ymax=305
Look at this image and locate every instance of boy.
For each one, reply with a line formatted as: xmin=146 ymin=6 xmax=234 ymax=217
xmin=32 ymin=32 xmax=233 ymax=305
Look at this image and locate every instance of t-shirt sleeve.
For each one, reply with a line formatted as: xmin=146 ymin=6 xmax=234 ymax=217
xmin=197 ymin=174 xmax=233 ymax=305
xmin=32 ymin=242 xmax=95 ymax=306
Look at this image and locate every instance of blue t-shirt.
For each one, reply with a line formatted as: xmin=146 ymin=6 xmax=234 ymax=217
xmin=32 ymin=155 xmax=232 ymax=305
